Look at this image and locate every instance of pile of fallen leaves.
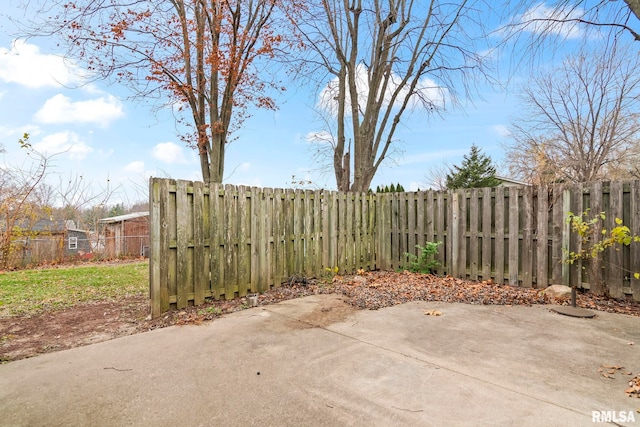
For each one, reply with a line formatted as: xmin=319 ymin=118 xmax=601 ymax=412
xmin=333 ymin=271 xmax=549 ymax=310
xmin=627 ymin=375 xmax=640 ymax=398
xmin=330 ymin=271 xmax=640 ymax=316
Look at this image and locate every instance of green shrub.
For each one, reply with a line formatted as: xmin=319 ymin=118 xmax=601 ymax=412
xmin=405 ymin=242 xmax=441 ymax=273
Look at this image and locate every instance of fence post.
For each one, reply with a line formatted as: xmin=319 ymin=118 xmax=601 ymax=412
xmin=149 ymin=178 xmax=161 ymax=318
xmin=562 ymin=189 xmax=571 ymax=287
xmin=450 ymin=191 xmax=459 ymax=277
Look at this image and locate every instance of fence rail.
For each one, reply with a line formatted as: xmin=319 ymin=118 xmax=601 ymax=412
xmin=149 ymin=178 xmax=640 ymax=317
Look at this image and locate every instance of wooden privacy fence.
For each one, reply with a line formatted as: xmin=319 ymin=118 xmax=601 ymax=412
xmin=149 ymin=178 xmax=640 ymax=317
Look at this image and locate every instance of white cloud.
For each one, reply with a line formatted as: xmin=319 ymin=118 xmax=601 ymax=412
xmin=152 ymin=141 xmax=188 ymax=164
xmin=34 ymin=94 xmax=124 ymax=127
xmin=124 ymin=161 xmax=145 ymax=174
xmin=32 ymin=131 xmax=93 ymax=160
xmin=515 ymin=3 xmax=585 ymax=39
xmin=239 ymin=162 xmax=251 ymax=172
xmin=492 ymin=124 xmax=510 ymax=138
xmin=0 ymin=39 xmax=83 ymax=89
xmin=0 ymin=124 xmax=42 ymax=138
xmin=317 ymin=63 xmax=447 ymax=117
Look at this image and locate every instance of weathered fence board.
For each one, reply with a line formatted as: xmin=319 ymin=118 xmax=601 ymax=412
xmin=149 ymin=179 xmax=640 ymax=317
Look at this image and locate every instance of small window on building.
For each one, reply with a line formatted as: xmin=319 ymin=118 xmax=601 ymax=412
xmin=69 ymin=236 xmax=78 ymax=250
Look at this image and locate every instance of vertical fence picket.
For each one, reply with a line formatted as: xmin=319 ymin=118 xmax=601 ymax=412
xmin=561 ymin=189 xmax=571 ymax=287
xmin=210 ymin=184 xmax=222 ymax=299
xmin=494 ymin=187 xmax=505 ymax=285
xmin=329 ymin=191 xmax=338 ymax=270
xmin=572 ymin=185 xmax=585 ymax=289
xmin=427 ymin=191 xmax=436 ymax=246
xmin=346 ymin=192 xmax=354 ymax=272
xmin=416 ymin=191 xmax=426 ymax=247
xmin=273 ymin=188 xmax=285 ymax=285
xmin=237 ymin=186 xmax=249 ymax=295
xmin=313 ymin=190 xmax=322 ymax=273
xmin=536 ymin=186 xmax=549 ymax=288
xmin=589 ymin=182 xmax=604 ymax=291
xmin=435 ymin=191 xmax=445 ymax=275
xmin=304 ymin=190 xmax=313 ymax=276
xmin=407 ymin=192 xmax=417 ymax=268
xmin=265 ymin=188 xmax=275 ymax=289
xmin=225 ymin=184 xmax=238 ymax=299
xmin=376 ymin=193 xmax=386 ymax=270
xmin=294 ymin=190 xmax=304 ymax=275
xmin=481 ymin=187 xmax=492 ymax=281
xmin=339 ymin=192 xmax=345 ymax=271
xmin=458 ymin=190 xmax=468 ymax=278
xmin=550 ymin=187 xmax=564 ymax=285
xmin=284 ymin=189 xmax=294 ymax=279
xmin=607 ymin=181 xmax=624 ymax=298
xmin=175 ymin=180 xmax=189 ymax=309
xmin=398 ymin=193 xmax=407 ymax=268
xmin=249 ymin=186 xmax=259 ymax=293
xmin=193 ymin=181 xmax=205 ymax=305
xmin=360 ymin=194 xmax=368 ymax=270
xmin=149 ymin=178 xmax=162 ymax=318
xmin=508 ymin=187 xmax=520 ymax=286
xmin=449 ymin=191 xmax=459 ymax=278
xmin=258 ymin=189 xmax=269 ymax=293
xmin=469 ymin=189 xmax=479 ymax=280
xmin=390 ymin=193 xmax=399 ymax=268
xmin=521 ymin=186 xmax=533 ymax=288
xmin=321 ymin=190 xmax=330 ymax=270
xmin=630 ymin=181 xmax=640 ymax=297
xmin=352 ymin=193 xmax=360 ymax=270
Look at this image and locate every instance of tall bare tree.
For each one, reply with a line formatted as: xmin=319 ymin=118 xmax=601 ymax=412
xmin=21 ymin=0 xmax=297 ymax=184
xmin=297 ymin=0 xmax=491 ymax=192
xmin=504 ymin=42 xmax=640 ymax=185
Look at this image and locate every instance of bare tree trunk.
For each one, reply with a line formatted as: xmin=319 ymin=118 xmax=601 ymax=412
xmin=298 ymin=0 xmax=487 ymax=192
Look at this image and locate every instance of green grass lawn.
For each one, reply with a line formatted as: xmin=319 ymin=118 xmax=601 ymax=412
xmin=0 ymin=261 xmax=149 ymax=317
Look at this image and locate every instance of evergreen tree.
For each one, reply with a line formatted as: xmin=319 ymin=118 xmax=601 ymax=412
xmin=375 ymin=183 xmax=407 ymax=193
xmin=445 ymin=144 xmax=501 ymax=189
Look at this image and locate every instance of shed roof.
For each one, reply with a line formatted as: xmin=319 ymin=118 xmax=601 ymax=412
xmin=98 ymin=211 xmax=149 ymax=224
xmin=495 ymin=176 xmax=531 ymax=187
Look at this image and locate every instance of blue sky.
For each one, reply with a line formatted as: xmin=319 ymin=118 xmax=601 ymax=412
xmin=0 ymin=2 xmax=612 ymax=206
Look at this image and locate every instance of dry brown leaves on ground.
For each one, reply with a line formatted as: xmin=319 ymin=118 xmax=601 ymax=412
xmin=626 ymin=375 xmax=640 ymax=398
xmin=598 ymin=364 xmax=633 ymax=380
xmin=333 ymin=271 xmax=640 ymax=317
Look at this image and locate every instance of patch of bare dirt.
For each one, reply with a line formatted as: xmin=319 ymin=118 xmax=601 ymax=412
xmin=0 ymin=296 xmax=149 ymax=362
xmin=2 ymin=271 xmax=639 ymax=363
